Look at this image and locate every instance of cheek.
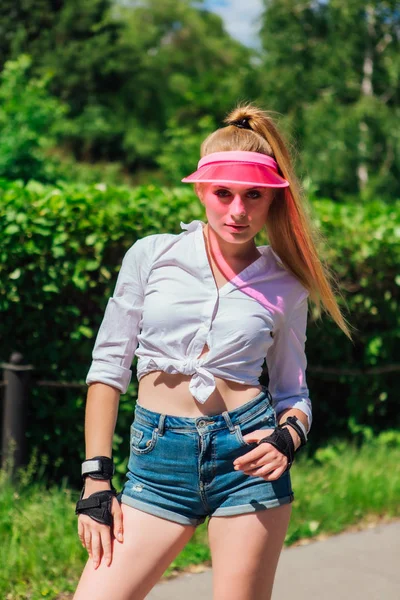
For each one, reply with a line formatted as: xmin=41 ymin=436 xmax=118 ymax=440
xmin=256 ymin=196 xmax=274 ymax=217
xmin=202 ymin=195 xmax=227 ymax=215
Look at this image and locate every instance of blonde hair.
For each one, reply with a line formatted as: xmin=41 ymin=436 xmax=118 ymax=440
xmin=200 ymin=102 xmax=353 ymax=340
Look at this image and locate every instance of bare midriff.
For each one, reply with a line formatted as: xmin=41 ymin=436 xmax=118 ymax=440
xmin=137 ymin=371 xmax=263 ymax=417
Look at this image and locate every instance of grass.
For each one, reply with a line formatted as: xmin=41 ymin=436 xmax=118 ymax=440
xmin=1 ymin=434 xmax=400 ymax=599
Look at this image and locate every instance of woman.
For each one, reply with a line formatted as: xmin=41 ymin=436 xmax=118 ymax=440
xmin=73 ymin=103 xmax=352 ymax=600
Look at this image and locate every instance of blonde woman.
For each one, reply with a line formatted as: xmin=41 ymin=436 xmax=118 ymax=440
xmin=74 ymin=103 xmax=351 ymax=600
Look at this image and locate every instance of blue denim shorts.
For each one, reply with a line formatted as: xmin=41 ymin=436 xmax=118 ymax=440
xmin=119 ymin=387 xmax=294 ymax=527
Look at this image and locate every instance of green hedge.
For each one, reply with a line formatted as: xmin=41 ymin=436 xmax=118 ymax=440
xmin=0 ymin=178 xmax=399 ymax=485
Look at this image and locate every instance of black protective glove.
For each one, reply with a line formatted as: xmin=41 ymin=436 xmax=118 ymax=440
xmin=257 ymin=425 xmax=295 ymax=470
xmin=75 ymin=489 xmax=117 ymax=527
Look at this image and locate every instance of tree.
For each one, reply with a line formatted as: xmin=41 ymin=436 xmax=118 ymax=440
xmin=0 ymin=54 xmax=67 ymax=182
xmin=111 ymin=0 xmax=259 ymax=166
xmin=260 ymin=0 xmax=400 ymax=199
xmin=0 ymin=0 xmax=259 ymax=172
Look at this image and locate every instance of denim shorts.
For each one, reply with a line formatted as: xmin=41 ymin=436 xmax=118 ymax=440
xmin=119 ymin=387 xmax=294 ymax=527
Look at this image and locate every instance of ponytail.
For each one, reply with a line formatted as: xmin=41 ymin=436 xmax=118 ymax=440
xmin=200 ymin=102 xmax=353 ymax=340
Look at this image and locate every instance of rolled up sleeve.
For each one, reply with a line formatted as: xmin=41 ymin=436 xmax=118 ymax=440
xmin=266 ymin=291 xmax=312 ymax=432
xmin=85 ymin=239 xmax=148 ymax=394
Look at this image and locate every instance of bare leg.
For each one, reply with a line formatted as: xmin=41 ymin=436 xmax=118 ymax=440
xmin=73 ymin=503 xmax=196 ymax=600
xmin=208 ymin=503 xmax=292 ymax=600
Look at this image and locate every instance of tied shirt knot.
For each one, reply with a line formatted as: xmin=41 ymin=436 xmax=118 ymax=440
xmin=145 ymin=356 xmax=216 ymax=404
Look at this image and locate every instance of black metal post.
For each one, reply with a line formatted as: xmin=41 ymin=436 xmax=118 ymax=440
xmin=1 ymin=352 xmax=33 ymax=475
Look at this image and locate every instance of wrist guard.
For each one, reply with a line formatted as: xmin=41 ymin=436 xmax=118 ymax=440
xmin=81 ymin=456 xmax=115 ymax=480
xmin=257 ymin=426 xmax=295 ymax=470
xmin=281 ymin=416 xmax=308 ymax=448
xmin=76 ymin=456 xmax=117 ymax=526
xmin=75 ymin=489 xmax=117 ymax=526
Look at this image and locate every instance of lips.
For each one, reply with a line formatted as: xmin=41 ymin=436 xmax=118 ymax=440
xmin=225 ymin=223 xmax=249 ymax=231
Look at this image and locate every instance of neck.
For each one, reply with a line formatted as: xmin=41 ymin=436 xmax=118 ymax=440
xmin=203 ymin=223 xmax=260 ymax=264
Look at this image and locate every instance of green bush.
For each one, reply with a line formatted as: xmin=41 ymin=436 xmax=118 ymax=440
xmin=0 ymin=179 xmax=204 ymax=485
xmin=302 ymin=197 xmax=400 ymax=448
xmin=0 ymin=178 xmax=399 ymax=484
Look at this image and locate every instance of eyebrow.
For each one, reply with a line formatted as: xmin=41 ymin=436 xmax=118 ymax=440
xmin=212 ymin=185 xmax=263 ymax=191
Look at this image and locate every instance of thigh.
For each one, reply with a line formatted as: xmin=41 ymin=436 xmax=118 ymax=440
xmin=208 ymin=503 xmax=292 ymax=600
xmin=73 ymin=503 xmax=196 ymax=600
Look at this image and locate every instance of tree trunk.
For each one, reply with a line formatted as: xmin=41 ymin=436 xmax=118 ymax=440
xmin=357 ymin=5 xmax=375 ymax=192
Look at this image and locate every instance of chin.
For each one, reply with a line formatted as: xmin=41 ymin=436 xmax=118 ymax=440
xmin=222 ymin=228 xmax=254 ymax=243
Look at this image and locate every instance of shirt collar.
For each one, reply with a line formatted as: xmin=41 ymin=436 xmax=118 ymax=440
xmin=180 ymin=220 xmax=205 ymax=232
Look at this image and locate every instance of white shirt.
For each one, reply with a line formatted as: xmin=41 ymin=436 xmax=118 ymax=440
xmin=86 ymin=219 xmax=312 ymax=430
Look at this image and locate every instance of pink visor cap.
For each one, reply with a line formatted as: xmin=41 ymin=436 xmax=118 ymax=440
xmin=181 ymin=151 xmax=289 ymax=188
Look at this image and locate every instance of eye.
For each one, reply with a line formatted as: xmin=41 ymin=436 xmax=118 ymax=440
xmin=246 ymin=190 xmax=262 ymax=199
xmin=212 ymin=188 xmax=264 ymax=200
xmin=214 ymin=189 xmax=231 ymax=198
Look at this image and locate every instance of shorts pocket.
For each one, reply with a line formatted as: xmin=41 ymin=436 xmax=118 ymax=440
xmin=235 ymin=405 xmax=276 ymax=447
xmin=130 ymin=420 xmax=159 ymax=454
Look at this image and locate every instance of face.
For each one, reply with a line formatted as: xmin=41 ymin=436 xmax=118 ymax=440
xmin=196 ymin=183 xmax=275 ymax=244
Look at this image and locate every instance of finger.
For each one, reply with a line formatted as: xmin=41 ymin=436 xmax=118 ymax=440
xmin=78 ymin=521 xmax=85 ymax=548
xmin=245 ymin=451 xmax=287 ymax=471
xmin=250 ymin=453 xmax=288 ymax=478
xmin=262 ymin=465 xmax=286 ymax=480
xmin=242 ymin=428 xmax=275 ymax=446
xmin=247 ymin=460 xmax=282 ymax=476
xmin=241 ymin=450 xmax=286 ymax=475
xmin=91 ymin=531 xmax=101 ymax=569
xmin=112 ymin=503 xmax=124 ymax=543
xmin=234 ymin=444 xmax=275 ymax=470
xmin=84 ymin=530 xmax=92 ymax=558
xmin=101 ymin=528 xmax=113 ymax=567
xmin=238 ymin=452 xmax=268 ymax=471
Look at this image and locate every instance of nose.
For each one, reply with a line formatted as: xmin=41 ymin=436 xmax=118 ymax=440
xmin=230 ymin=193 xmax=247 ymax=219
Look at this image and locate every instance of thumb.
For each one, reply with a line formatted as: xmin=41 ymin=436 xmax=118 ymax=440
xmin=112 ymin=499 xmax=124 ymax=542
xmin=242 ymin=428 xmax=274 ymax=444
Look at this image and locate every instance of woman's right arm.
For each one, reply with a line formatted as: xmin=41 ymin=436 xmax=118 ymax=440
xmin=77 ymin=382 xmax=123 ymax=569
xmin=79 ymin=237 xmax=156 ymax=566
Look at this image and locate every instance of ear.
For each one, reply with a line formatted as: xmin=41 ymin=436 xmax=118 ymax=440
xmin=194 ymin=183 xmax=204 ymax=203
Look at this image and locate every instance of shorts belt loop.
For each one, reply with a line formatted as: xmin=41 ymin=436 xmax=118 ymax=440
xmin=157 ymin=414 xmax=166 ymax=436
xmin=222 ymin=411 xmax=235 ymax=433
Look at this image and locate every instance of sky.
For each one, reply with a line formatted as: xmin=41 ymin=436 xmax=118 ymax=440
xmin=203 ymin=0 xmax=264 ymax=49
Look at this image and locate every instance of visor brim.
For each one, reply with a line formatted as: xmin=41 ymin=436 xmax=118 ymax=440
xmin=181 ymin=163 xmax=289 ymax=188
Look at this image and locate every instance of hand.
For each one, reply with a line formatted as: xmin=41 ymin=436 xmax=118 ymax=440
xmin=233 ymin=427 xmax=296 ymax=480
xmin=77 ymin=481 xmax=124 ymax=569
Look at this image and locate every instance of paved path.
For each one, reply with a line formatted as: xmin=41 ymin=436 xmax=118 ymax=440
xmin=147 ymin=521 xmax=400 ymax=599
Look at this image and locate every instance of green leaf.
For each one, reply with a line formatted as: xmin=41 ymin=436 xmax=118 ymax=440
xmin=85 ymin=234 xmax=97 ymax=246
xmin=42 ymin=283 xmax=59 ymax=293
xmin=78 ymin=325 xmax=94 ymax=339
xmin=9 ymin=268 xmax=21 ymax=280
xmin=4 ymin=224 xmax=19 ymax=235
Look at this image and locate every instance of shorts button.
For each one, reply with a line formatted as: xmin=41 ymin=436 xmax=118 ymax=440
xmin=198 ymin=419 xmax=206 ymax=427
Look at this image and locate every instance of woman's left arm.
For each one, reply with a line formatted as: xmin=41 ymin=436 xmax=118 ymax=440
xmin=233 ymin=290 xmax=311 ymax=479
xmin=265 ymin=290 xmax=312 ymax=435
